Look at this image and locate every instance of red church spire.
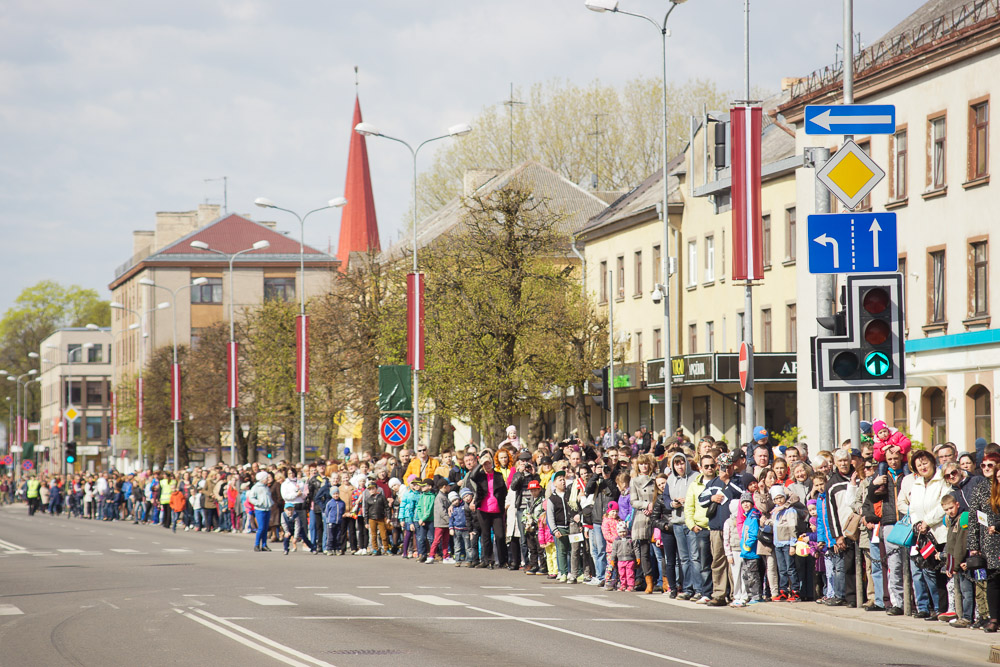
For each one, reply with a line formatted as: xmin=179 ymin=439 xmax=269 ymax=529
xmin=337 ymin=95 xmax=380 ymax=269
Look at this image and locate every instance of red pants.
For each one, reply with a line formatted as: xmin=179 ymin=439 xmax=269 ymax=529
xmin=618 ymin=560 xmax=635 ymax=590
xmin=430 ymin=527 xmax=450 ymax=558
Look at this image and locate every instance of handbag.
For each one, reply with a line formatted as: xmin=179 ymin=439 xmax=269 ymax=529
xmin=843 ymin=511 xmax=862 ymax=542
xmin=886 ymin=512 xmax=916 ymax=547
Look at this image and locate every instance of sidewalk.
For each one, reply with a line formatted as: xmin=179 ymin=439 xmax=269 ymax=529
xmin=742 ymin=600 xmax=998 ymax=664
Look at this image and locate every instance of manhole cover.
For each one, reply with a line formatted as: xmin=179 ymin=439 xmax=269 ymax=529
xmin=326 ymin=650 xmax=405 ymax=656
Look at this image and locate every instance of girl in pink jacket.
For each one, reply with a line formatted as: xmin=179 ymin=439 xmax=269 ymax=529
xmin=871 ymin=419 xmax=911 ymax=462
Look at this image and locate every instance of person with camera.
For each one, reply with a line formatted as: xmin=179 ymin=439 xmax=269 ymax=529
xmin=585 ymin=457 xmax=620 ymax=585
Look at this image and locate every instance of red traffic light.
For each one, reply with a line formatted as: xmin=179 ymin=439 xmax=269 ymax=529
xmin=862 ymin=287 xmax=889 ymax=315
xmin=864 ymin=319 xmax=890 ymax=346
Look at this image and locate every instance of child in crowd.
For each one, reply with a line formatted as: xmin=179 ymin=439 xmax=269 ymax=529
xmin=399 ymin=475 xmax=418 ymax=559
xmin=724 ymin=498 xmax=748 ymax=607
xmin=415 ymin=478 xmax=436 ymax=563
xmin=521 ymin=480 xmax=545 ymax=574
xmin=323 ymin=485 xmax=345 ymax=555
xmin=771 ymin=485 xmax=802 ymax=602
xmin=429 ymin=478 xmax=453 ymax=563
xmin=616 ymin=473 xmax=633 ymax=525
xmin=602 ymin=501 xmax=620 ymax=591
xmin=449 ymin=489 xmax=473 ymax=565
xmin=942 ymin=494 xmax=973 ymax=627
xmin=740 ymin=492 xmax=763 ymax=604
xmin=538 ymin=494 xmax=556 ymax=578
xmin=812 ymin=474 xmax=835 ymax=601
xmin=611 ymin=521 xmax=636 ymax=592
xmin=280 ymin=504 xmax=298 ymax=555
xmin=871 ymin=420 xmax=912 ymax=477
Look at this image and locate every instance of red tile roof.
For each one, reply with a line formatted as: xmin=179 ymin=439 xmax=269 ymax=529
xmin=159 ymin=214 xmax=326 ymax=256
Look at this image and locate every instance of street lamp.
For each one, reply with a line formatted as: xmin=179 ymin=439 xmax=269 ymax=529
xmin=9 ymin=369 xmax=38 ymax=477
xmin=254 ymin=196 xmax=346 ymax=464
xmin=354 ymin=120 xmax=472 ymax=448
xmin=138 ymin=277 xmax=208 ymax=472
xmin=189 ymin=238 xmax=271 ymax=464
xmin=586 ymin=0 xmax=688 ymax=435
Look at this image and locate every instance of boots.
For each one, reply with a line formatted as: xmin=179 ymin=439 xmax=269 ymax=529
xmin=661 ymin=577 xmax=669 ymax=594
xmin=641 ymin=575 xmax=654 ymax=594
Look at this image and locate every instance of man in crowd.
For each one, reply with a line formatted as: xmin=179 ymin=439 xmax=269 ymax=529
xmin=824 ymin=448 xmax=858 ymax=607
xmin=700 ymin=452 xmax=743 ymax=606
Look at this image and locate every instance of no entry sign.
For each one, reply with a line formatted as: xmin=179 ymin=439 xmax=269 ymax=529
xmin=380 ymin=415 xmax=411 ymax=447
xmin=739 ymin=342 xmax=751 ymax=392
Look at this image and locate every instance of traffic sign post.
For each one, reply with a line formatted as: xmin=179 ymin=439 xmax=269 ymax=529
xmin=738 ymin=342 xmax=751 ymax=392
xmin=816 ymin=140 xmax=885 ymax=210
xmin=379 ymin=415 xmax=411 ymax=447
xmin=808 ymin=213 xmax=897 ymax=274
xmin=22 ymin=460 xmax=33 ymax=471
xmin=805 ymin=104 xmax=896 ymax=135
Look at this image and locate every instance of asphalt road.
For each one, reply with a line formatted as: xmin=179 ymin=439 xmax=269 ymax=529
xmin=0 ymin=505 xmax=985 ymax=667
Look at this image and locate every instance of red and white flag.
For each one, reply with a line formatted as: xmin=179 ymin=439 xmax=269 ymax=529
xmin=296 ymin=315 xmax=309 ymax=394
xmin=407 ymin=273 xmax=425 ymax=371
xmin=227 ymin=341 xmax=239 ymax=409
xmin=137 ymin=377 xmax=144 ymax=429
xmin=731 ymin=105 xmax=764 ymax=282
xmin=171 ymin=363 xmax=181 ymax=421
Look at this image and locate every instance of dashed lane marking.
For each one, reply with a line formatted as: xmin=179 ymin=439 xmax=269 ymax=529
xmin=242 ymin=595 xmax=297 ymax=607
xmin=379 ymin=593 xmax=466 ymax=606
xmin=562 ymin=595 xmax=632 ymax=608
xmin=0 ymin=605 xmax=23 ymax=616
xmin=484 ymin=595 xmax=553 ymax=607
xmin=317 ymin=594 xmax=383 ymax=606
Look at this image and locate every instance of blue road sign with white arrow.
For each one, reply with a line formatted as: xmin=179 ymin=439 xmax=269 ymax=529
xmin=805 ymin=104 xmax=896 ymax=135
xmin=807 ymin=212 xmax=897 ymax=274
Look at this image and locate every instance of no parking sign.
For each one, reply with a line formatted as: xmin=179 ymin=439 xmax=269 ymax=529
xmin=379 ymin=415 xmax=411 ymax=447
xmin=21 ymin=460 xmax=33 ymax=471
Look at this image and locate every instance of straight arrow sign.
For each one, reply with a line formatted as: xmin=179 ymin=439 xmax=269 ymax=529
xmin=870 ymin=219 xmax=882 ymax=268
xmin=805 ymin=104 xmax=896 ymax=135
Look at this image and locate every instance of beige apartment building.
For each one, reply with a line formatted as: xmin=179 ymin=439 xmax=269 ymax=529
xmin=786 ymin=0 xmax=1000 ymax=451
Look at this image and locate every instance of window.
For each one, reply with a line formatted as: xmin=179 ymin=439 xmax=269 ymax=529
xmin=635 ymin=331 xmax=643 ymax=362
xmin=67 ymin=343 xmax=83 ymax=362
xmin=927 ymin=388 xmax=947 ymax=444
xmin=857 ymin=141 xmax=872 ymax=209
xmin=736 ymin=312 xmax=745 ymax=343
xmin=86 ymin=415 xmax=102 ymax=442
xmin=85 ymin=381 xmax=104 ymax=407
xmin=264 ymin=277 xmax=295 ymax=302
xmin=192 ymin=277 xmax=223 ymax=304
xmin=616 ymin=256 xmax=625 ymax=299
xmin=971 ymin=385 xmax=992 ymax=441
xmin=692 ymin=396 xmax=710 ymax=440
xmin=898 ymin=256 xmax=908 ymax=332
xmin=930 ymin=250 xmax=946 ymax=324
xmin=688 ymin=324 xmax=697 ymax=354
xmin=972 ymin=241 xmax=989 ymax=317
xmin=889 ymin=392 xmax=907 ymax=433
xmin=931 ymin=116 xmax=947 ymax=189
xmin=706 ymin=321 xmax=715 ymax=353
xmin=687 ymin=240 xmax=697 ymax=287
xmin=786 ymin=304 xmax=797 ymax=352
xmin=761 ymin=308 xmax=772 ymax=352
xmin=892 ymin=129 xmax=908 ymax=199
xmin=652 ymin=245 xmax=662 ymax=285
xmin=600 ymin=261 xmax=608 ymax=303
xmin=762 ymin=214 xmax=771 ymax=268
xmin=653 ymin=328 xmax=662 ymax=359
xmin=785 ymin=207 xmax=796 ymax=261
xmin=633 ymin=251 xmax=643 ymax=296
xmin=87 ymin=344 xmax=103 ymax=363
xmin=970 ymin=101 xmax=989 ymax=180
xmin=860 ymin=393 xmax=873 ymax=422
xmin=704 ymin=236 xmax=715 ymax=282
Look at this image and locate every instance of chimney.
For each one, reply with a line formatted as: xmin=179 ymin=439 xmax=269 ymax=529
xmin=260 ymin=220 xmax=277 ymax=229
xmin=463 ymin=169 xmax=502 ymax=196
xmin=132 ymin=230 xmax=155 ymax=256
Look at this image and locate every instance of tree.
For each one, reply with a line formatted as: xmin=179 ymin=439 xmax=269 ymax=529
xmin=141 ymin=345 xmax=188 ymax=469
xmin=184 ymin=323 xmax=229 ymax=463
xmin=416 ymin=77 xmax=732 ymax=219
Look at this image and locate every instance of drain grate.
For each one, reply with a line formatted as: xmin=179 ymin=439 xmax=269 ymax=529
xmin=325 ymin=649 xmax=404 ymax=656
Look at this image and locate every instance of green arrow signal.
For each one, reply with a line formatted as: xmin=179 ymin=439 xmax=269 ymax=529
xmin=864 ymin=351 xmax=890 ymax=377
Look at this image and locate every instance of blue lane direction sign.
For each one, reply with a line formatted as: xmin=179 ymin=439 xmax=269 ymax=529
xmin=808 ymin=213 xmax=897 ymax=274
xmin=805 ymin=104 xmax=895 ymax=135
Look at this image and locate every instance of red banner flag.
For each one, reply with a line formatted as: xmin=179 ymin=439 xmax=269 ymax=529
xmin=171 ymin=363 xmax=181 ymax=421
xmin=227 ymin=341 xmax=239 ymax=409
xmin=137 ymin=377 xmax=144 ymax=429
xmin=296 ymin=315 xmax=309 ymax=394
xmin=407 ymin=273 xmax=425 ymax=371
xmin=731 ymin=105 xmax=764 ymax=282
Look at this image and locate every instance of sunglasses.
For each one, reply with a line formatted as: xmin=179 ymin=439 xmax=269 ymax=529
xmin=701 ymin=463 xmax=716 ymax=469
xmin=945 ymin=471 xmax=961 ymax=478
xmin=984 ymin=463 xmax=996 ymax=469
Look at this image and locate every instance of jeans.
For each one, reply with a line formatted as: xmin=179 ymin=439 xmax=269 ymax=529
xmin=675 ymin=526 xmax=697 ymax=594
xmin=869 ymin=540 xmax=884 ymax=607
xmin=829 ymin=550 xmax=846 ymax=600
xmin=660 ymin=529 xmax=680 ymax=591
xmin=652 ymin=541 xmax=666 ymax=585
xmin=880 ymin=526 xmax=905 ymax=608
xmin=325 ymin=521 xmax=341 ymax=552
xmin=912 ymin=558 xmax=941 ymax=613
xmin=254 ymin=509 xmax=269 ymax=548
xmin=590 ymin=525 xmax=608 ymax=580
xmin=416 ymin=522 xmax=431 ymax=557
xmin=955 ymin=573 xmax=975 ymax=621
xmin=774 ymin=545 xmax=799 ymax=594
xmin=687 ymin=527 xmax=712 ymax=597
xmin=311 ymin=511 xmax=323 ymax=547
xmin=454 ymin=530 xmax=473 ymax=561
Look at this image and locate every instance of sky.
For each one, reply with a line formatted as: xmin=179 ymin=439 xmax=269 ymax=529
xmin=0 ymin=0 xmax=925 ymax=310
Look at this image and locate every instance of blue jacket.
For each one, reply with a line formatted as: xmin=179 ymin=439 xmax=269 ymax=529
xmin=399 ymin=488 xmax=418 ymax=524
xmin=740 ymin=508 xmax=761 ymax=560
xmin=314 ymin=481 xmax=332 ymax=511
xmin=449 ymin=503 xmax=471 ymax=530
xmin=815 ymin=492 xmax=832 ymax=545
xmin=323 ymin=498 xmax=345 ymax=525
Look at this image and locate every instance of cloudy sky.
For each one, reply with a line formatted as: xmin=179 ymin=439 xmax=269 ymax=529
xmin=0 ymin=0 xmax=923 ymax=310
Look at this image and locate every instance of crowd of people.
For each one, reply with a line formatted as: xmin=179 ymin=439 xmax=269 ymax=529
xmin=4 ymin=420 xmax=1000 ymax=634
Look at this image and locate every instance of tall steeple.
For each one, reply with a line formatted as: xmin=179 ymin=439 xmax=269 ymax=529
xmin=337 ymin=76 xmax=380 ymax=270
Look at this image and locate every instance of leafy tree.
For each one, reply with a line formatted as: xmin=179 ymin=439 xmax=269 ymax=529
xmin=184 ymin=323 xmax=229 ymax=463
xmin=141 ymin=345 xmax=189 ymax=469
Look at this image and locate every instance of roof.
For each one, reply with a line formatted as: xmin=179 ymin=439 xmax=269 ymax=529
xmin=109 ymin=213 xmax=337 ymax=290
xmin=337 ymin=95 xmax=381 ymax=269
xmin=383 ymin=161 xmax=608 ymax=258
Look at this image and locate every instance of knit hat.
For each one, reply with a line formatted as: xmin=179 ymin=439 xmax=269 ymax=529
xmin=860 ymin=420 xmax=873 ymax=435
xmin=753 ymin=426 xmax=768 ymax=441
xmin=388 ymin=477 xmax=401 ymax=488
xmin=607 ymin=500 xmax=619 ymax=513
xmin=654 ymin=444 xmax=665 ymax=457
xmin=769 ymin=485 xmax=787 ymax=501
xmin=460 ymin=487 xmax=474 ymax=498
xmin=448 ymin=491 xmax=460 ymax=503
xmin=806 ymin=498 xmax=818 ymax=508
xmin=406 ymin=474 xmax=418 ymax=484
xmin=871 ymin=420 xmax=888 ymax=434
xmin=617 ymin=521 xmax=628 ymax=536
xmin=330 ymin=485 xmax=339 ymax=495
xmin=740 ymin=491 xmax=753 ymax=503
xmin=729 ymin=498 xmax=741 ymax=515
xmin=255 ymin=472 xmax=269 ymax=483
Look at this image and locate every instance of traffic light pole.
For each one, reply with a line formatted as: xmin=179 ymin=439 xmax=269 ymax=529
xmin=843 ymin=0 xmax=862 ymax=456
xmin=814 ymin=147 xmax=835 ymax=453
xmin=608 ymin=268 xmax=615 ymax=444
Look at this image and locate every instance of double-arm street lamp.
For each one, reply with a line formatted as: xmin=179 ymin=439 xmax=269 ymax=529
xmin=354 ymin=121 xmax=472 ymax=447
xmin=585 ymin=0 xmax=689 ymax=435
xmin=189 ymin=239 xmax=271 ymax=464
xmin=7 ymin=368 xmax=38 ymax=476
xmin=254 ymin=196 xmax=346 ymax=464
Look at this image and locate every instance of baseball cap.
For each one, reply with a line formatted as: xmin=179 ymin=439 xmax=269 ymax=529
xmin=753 ymin=426 xmax=768 ymax=441
xmin=527 ymin=480 xmax=541 ymax=490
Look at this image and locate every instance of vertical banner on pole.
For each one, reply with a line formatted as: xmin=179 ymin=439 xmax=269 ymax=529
xmin=731 ymin=105 xmax=764 ymax=282
xmin=171 ymin=363 xmax=181 ymax=421
xmin=137 ymin=377 xmax=144 ymax=429
xmin=296 ymin=315 xmax=309 ymax=394
xmin=407 ymin=273 xmax=425 ymax=371
xmin=111 ymin=390 xmax=118 ymax=436
xmin=227 ymin=342 xmax=239 ymax=408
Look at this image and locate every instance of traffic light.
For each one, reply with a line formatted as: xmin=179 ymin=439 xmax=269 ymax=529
xmin=266 ymin=447 xmax=274 ymax=460
xmin=814 ymin=273 xmax=904 ymax=392
xmin=591 ymin=367 xmax=610 ymax=411
xmin=713 ymin=121 xmax=728 ymax=169
xmin=65 ymin=441 xmax=77 ymax=465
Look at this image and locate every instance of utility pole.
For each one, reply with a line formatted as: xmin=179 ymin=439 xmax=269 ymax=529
xmin=608 ymin=268 xmax=615 ymax=444
xmin=502 ymin=83 xmax=525 ymax=169
xmin=741 ymin=0 xmax=755 ymax=441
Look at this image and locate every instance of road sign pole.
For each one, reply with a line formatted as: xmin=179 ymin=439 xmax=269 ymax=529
xmin=813 ymin=148 xmax=836 ymax=453
xmin=608 ymin=268 xmax=615 ymax=443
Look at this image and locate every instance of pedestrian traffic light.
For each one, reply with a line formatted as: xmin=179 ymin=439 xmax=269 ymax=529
xmin=814 ymin=273 xmax=904 ymax=391
xmin=65 ymin=441 xmax=77 ymax=464
xmin=591 ymin=367 xmax=610 ymax=411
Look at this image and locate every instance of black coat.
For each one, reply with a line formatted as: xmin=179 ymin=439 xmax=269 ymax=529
xmin=468 ymin=463 xmax=507 ymax=512
xmin=586 ymin=472 xmax=620 ymax=523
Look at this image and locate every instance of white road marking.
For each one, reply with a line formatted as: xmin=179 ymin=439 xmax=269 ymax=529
xmin=380 ymin=593 xmax=466 ymax=606
xmin=485 ymin=595 xmax=552 ymax=607
xmin=242 ymin=595 xmax=297 ymax=606
xmin=562 ymin=595 xmax=632 ymax=608
xmin=416 ymin=586 xmax=451 ymax=589
xmin=466 ymin=606 xmax=709 ymax=666
xmin=183 ymin=594 xmax=216 ymax=597
xmin=0 ymin=538 xmax=26 ymax=551
xmin=178 ymin=609 xmax=334 ymax=667
xmin=0 ymin=605 xmax=23 ymax=616
xmin=732 ymin=622 xmax=797 ymax=626
xmin=58 ymin=549 xmax=84 ymax=553
xmin=162 ymin=548 xmax=191 ymax=553
xmin=110 ymin=549 xmax=144 ymax=554
xmin=317 ymin=594 xmax=382 ymax=607
xmin=593 ymin=618 xmax=699 ymax=623
xmin=640 ymin=596 xmax=704 ymax=609
xmin=296 ymin=586 xmax=328 ymax=590
xmin=356 ymin=586 xmax=389 ymax=589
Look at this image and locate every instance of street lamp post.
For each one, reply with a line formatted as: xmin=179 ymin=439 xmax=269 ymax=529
xmin=254 ymin=197 xmax=346 ymax=464
xmin=9 ymin=369 xmax=38 ymax=478
xmin=53 ymin=342 xmax=93 ymax=476
xmin=354 ymin=121 xmax=472 ymax=448
xmin=190 ymin=239 xmax=271 ymax=464
xmin=586 ymin=0 xmax=688 ymax=436
xmin=139 ymin=277 xmax=209 ymax=471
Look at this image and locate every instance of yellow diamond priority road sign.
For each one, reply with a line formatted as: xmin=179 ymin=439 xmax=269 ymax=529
xmin=816 ymin=139 xmax=885 ymax=210
xmin=64 ymin=406 xmax=79 ymax=422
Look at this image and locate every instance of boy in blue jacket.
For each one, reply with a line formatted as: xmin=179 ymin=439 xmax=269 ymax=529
xmin=739 ymin=492 xmax=763 ymax=605
xmin=323 ymin=485 xmax=345 ymax=555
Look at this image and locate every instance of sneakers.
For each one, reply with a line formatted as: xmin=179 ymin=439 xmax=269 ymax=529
xmin=950 ymin=618 xmax=972 ymax=628
xmin=695 ymin=595 xmax=711 ymax=604
xmin=747 ymin=598 xmax=763 ymax=605
xmin=730 ymin=600 xmax=747 ymax=608
xmin=567 ymin=576 xmax=579 ymax=584
xmin=937 ymin=611 xmax=957 ymax=622
xmin=525 ymin=567 xmax=538 ymax=575
xmin=914 ymin=611 xmax=930 ymax=619
xmin=885 ymin=606 xmax=903 ymax=616
xmin=786 ymin=592 xmax=801 ymax=603
xmin=442 ymin=557 xmax=456 ymax=564
xmin=676 ymin=592 xmax=692 ymax=601
xmin=823 ymin=597 xmax=847 ymax=607
xmin=774 ymin=591 xmax=788 ymax=602
xmin=556 ymin=574 xmax=567 ymax=583
xmin=706 ymin=598 xmax=728 ymax=607
xmin=586 ymin=577 xmax=603 ymax=586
